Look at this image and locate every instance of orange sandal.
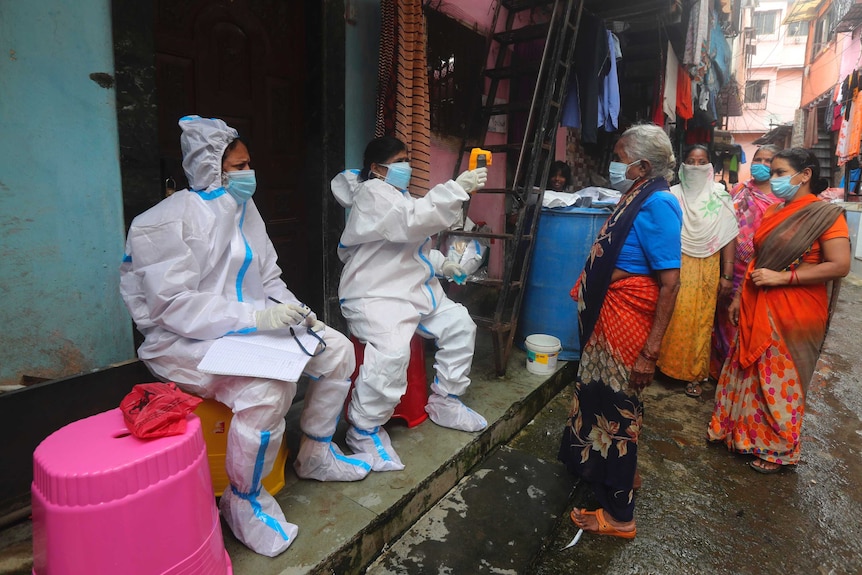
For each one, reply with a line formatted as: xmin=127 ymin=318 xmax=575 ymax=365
xmin=570 ymin=508 xmax=637 ymax=539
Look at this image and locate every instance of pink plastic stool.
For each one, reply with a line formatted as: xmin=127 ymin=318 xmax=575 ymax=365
xmin=348 ymin=334 xmax=429 ymax=427
xmin=31 ymin=408 xmax=232 ymax=575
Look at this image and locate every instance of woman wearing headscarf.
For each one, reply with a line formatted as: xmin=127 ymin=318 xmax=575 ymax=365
xmin=656 ymin=144 xmax=738 ymax=398
xmin=559 ymin=124 xmax=682 ymax=539
xmin=710 ymin=145 xmax=781 ymax=378
xmin=709 ymin=148 xmax=850 ymax=473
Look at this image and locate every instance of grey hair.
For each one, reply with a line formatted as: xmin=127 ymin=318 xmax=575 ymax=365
xmin=753 ymin=144 xmax=781 ymax=159
xmin=617 ymin=124 xmax=677 ymax=181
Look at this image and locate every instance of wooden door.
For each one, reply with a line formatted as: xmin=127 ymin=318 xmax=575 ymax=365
xmin=154 ymin=0 xmax=309 ymax=300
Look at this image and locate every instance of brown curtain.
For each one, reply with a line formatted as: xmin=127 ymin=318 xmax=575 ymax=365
xmin=376 ymin=0 xmax=431 ymax=196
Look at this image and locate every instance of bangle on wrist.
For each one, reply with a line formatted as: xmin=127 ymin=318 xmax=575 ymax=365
xmin=639 ymin=349 xmax=659 ymax=362
xmin=721 ymin=273 xmax=733 ymax=281
xmin=789 ymin=269 xmax=798 ymax=285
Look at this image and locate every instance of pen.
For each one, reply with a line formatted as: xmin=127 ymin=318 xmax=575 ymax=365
xmin=268 ymin=296 xmax=310 ymax=319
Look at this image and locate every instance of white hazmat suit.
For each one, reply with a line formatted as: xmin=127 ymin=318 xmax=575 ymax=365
xmin=120 ymin=116 xmax=371 ymax=557
xmin=331 ymin=169 xmax=487 ymax=472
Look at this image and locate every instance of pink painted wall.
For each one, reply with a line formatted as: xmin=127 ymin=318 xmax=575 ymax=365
xmin=430 ymin=2 xmax=566 ymax=279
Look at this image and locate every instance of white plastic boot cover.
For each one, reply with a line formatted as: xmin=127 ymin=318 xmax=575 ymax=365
xmin=346 ymin=425 xmax=405 ymax=472
xmin=425 ymin=391 xmax=487 ymax=432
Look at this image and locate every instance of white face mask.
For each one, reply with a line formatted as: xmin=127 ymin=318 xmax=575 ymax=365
xmin=679 ymin=163 xmax=714 ymax=193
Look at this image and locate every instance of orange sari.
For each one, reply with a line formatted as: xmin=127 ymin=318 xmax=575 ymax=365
xmin=708 ymin=195 xmax=847 ymax=464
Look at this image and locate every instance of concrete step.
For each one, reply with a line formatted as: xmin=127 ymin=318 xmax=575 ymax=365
xmin=0 ymin=335 xmax=576 ymax=575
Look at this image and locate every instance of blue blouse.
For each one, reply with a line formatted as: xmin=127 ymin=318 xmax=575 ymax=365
xmin=615 ymin=191 xmax=682 ymax=274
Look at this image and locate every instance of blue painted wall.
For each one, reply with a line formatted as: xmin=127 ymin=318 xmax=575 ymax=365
xmin=0 ymin=0 xmax=133 ymax=385
xmin=345 ymin=0 xmax=381 ymax=170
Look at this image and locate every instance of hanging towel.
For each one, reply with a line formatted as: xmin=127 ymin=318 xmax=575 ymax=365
xmin=676 ymin=65 xmax=694 ymax=121
xmin=663 ymin=42 xmax=678 ymax=122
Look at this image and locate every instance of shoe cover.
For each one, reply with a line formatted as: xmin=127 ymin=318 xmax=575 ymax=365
xmin=219 ymin=485 xmax=298 ymax=557
xmin=425 ymin=393 xmax=487 ymax=432
xmin=346 ymin=425 xmax=405 ymax=472
xmin=293 ymin=434 xmax=373 ymax=481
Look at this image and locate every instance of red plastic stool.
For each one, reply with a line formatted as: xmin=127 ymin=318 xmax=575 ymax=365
xmin=347 ymin=334 xmax=429 ymax=427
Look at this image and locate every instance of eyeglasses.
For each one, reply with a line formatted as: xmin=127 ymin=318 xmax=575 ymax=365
xmin=290 ymin=326 xmax=327 ymax=357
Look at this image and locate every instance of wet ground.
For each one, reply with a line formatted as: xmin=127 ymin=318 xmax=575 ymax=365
xmin=3 ymin=279 xmax=861 ymax=574
xmin=371 ymin=278 xmax=862 ymax=575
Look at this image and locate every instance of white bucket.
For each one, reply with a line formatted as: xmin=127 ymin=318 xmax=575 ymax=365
xmin=524 ymin=334 xmax=561 ymax=375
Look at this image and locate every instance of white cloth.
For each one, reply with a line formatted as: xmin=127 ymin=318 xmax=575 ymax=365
xmin=670 ymin=165 xmax=738 ymax=258
xmin=542 ymin=190 xmax=580 ymax=208
xmin=663 ymin=41 xmax=678 ymax=122
xmin=120 ymin=116 xmax=364 ymax=556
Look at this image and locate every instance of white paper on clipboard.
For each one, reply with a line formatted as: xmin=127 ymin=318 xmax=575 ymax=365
xmin=197 ymin=327 xmax=322 ymax=382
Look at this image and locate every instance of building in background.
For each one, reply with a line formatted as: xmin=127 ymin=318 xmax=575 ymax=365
xmin=726 ymin=0 xmax=806 ymax=182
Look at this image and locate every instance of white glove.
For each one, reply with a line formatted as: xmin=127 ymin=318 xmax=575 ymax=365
xmin=303 ymin=309 xmax=318 ymax=328
xmin=309 ymin=319 xmax=325 ymax=333
xmin=455 ymin=167 xmax=488 ymax=194
xmin=441 ymin=260 xmax=467 ymax=285
xmin=255 ymin=303 xmax=310 ymax=330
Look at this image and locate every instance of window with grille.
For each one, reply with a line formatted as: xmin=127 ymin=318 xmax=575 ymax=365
xmin=787 ymin=20 xmax=809 ymax=37
xmin=813 ymin=7 xmax=837 ymax=53
xmin=426 ymin=9 xmax=485 ymax=140
xmin=753 ymin=10 xmax=779 ymax=35
xmin=744 ymin=80 xmax=768 ymax=108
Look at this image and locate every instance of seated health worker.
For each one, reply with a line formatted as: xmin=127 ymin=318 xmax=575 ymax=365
xmin=120 ymin=116 xmax=372 ymax=558
xmin=331 ymin=135 xmax=489 ymax=472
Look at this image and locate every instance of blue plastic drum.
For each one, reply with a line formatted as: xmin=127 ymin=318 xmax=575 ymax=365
xmin=516 ymin=205 xmax=612 ymax=361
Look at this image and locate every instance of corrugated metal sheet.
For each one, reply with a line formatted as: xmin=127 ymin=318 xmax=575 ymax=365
xmin=784 ymin=0 xmax=823 ymax=24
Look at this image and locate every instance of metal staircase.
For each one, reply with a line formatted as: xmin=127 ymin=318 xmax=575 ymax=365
xmin=443 ymin=0 xmax=583 ymax=376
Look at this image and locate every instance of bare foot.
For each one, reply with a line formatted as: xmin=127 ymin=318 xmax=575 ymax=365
xmin=570 ymin=508 xmax=636 ymax=536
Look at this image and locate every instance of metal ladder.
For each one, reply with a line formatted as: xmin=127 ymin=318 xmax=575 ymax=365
xmin=442 ymin=0 xmax=583 ymax=375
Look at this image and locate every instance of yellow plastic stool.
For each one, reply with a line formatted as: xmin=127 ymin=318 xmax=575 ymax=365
xmin=193 ymin=398 xmax=288 ymax=497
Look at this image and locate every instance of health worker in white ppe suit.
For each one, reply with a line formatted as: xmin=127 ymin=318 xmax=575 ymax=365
xmin=331 ymin=135 xmax=489 ymax=472
xmin=119 ymin=115 xmax=372 ymax=558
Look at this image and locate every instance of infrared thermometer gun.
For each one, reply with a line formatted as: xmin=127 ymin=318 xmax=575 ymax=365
xmin=469 ymin=148 xmax=492 ymax=170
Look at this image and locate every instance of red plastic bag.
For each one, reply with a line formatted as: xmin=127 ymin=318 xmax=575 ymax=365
xmin=120 ymin=382 xmax=203 ymax=439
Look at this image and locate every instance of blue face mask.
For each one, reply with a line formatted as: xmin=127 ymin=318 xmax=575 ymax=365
xmin=770 ymin=171 xmax=800 ymax=199
xmin=750 ymin=163 xmax=771 ymax=182
xmin=382 ymin=162 xmax=412 ymax=191
xmin=225 ymin=169 xmax=256 ymax=204
xmin=608 ymin=160 xmax=640 ymax=185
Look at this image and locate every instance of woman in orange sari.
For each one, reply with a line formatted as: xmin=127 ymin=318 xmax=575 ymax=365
xmin=709 ymin=148 xmax=850 ymax=473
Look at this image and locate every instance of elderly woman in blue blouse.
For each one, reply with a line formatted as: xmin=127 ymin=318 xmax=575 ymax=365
xmin=559 ymin=124 xmax=682 ymax=539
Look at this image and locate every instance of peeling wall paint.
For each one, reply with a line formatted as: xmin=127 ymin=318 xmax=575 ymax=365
xmin=0 ymin=0 xmax=133 ymax=385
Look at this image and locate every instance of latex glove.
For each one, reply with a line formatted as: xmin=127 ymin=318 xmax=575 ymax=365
xmin=309 ymin=319 xmax=325 ymax=333
xmin=441 ymin=260 xmax=468 ymax=285
xmin=455 ymin=167 xmax=488 ymax=194
xmin=255 ymin=303 xmax=310 ymax=330
xmin=303 ymin=309 xmax=318 ymax=328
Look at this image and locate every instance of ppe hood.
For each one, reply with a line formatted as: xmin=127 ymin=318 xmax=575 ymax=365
xmin=179 ymin=115 xmax=239 ymax=192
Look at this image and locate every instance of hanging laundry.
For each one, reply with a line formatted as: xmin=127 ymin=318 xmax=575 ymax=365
xmin=684 ymin=0 xmax=710 ymax=82
xmin=663 ymin=41 xmax=678 ymax=122
xmin=708 ymin=14 xmax=731 ymax=86
xmin=598 ymin=30 xmax=621 ymax=132
xmin=562 ymin=12 xmax=609 ymax=144
xmin=676 ymin=65 xmax=694 ymax=121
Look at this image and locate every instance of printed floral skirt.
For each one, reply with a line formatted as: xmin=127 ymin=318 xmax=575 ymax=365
xmin=708 ymin=313 xmax=806 ymax=465
xmin=558 ymin=276 xmax=657 ymax=522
